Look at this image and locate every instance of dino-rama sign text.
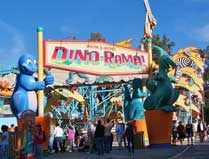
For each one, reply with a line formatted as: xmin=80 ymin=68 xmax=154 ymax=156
xmin=43 ymin=41 xmax=149 ymax=76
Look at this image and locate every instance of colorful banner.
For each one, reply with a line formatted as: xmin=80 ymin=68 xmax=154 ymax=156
xmin=43 ymin=40 xmax=150 ymax=76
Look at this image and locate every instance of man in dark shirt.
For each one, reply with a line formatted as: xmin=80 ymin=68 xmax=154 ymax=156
xmin=197 ymin=119 xmax=206 ymax=143
xmin=186 ymin=121 xmax=193 ymax=145
xmin=94 ymin=120 xmax=105 ymax=155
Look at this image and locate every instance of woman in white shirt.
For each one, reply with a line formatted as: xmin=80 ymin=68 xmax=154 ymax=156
xmin=53 ymin=123 xmax=64 ymax=152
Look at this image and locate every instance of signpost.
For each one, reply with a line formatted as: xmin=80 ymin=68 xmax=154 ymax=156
xmin=43 ymin=40 xmax=149 ymax=76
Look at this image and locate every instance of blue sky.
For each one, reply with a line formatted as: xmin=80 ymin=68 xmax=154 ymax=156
xmin=0 ymin=0 xmax=209 ymax=69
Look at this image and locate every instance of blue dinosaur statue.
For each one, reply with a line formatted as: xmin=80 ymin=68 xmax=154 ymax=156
xmin=10 ymin=54 xmax=54 ymax=118
xmin=143 ymin=46 xmax=179 ymax=111
xmin=123 ymin=78 xmax=147 ymax=121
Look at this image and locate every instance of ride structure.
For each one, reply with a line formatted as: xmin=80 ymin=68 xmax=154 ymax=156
xmin=168 ymin=46 xmax=205 ymax=123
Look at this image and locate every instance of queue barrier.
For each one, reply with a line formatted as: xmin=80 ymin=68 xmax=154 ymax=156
xmin=134 ymin=131 xmax=145 ymax=149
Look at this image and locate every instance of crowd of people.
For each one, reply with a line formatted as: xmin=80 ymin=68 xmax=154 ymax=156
xmin=0 ymin=124 xmax=18 ymax=159
xmin=3 ymin=118 xmax=209 ymax=158
xmin=172 ymin=119 xmax=209 ymax=145
xmin=46 ymin=119 xmax=136 ymax=156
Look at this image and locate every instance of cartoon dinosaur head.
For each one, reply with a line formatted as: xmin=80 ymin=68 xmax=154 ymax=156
xmin=159 ymin=55 xmax=176 ymax=72
xmin=132 ymin=78 xmax=142 ymax=89
xmin=153 ymin=45 xmax=176 ymax=72
xmin=132 ymin=78 xmax=143 ymax=98
xmin=18 ymin=54 xmax=38 ymax=75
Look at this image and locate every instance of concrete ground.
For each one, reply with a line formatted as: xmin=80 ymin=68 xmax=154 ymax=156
xmin=44 ymin=139 xmax=209 ymax=159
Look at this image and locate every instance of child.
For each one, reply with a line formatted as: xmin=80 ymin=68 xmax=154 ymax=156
xmin=78 ymin=135 xmax=89 ymax=152
xmin=67 ymin=126 xmax=75 ymax=152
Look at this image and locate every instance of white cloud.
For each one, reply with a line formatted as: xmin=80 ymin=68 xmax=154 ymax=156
xmin=191 ymin=24 xmax=209 ymax=42
xmin=0 ymin=20 xmax=26 ymax=68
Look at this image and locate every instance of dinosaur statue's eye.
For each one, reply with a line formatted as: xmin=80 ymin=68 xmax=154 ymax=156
xmin=26 ymin=59 xmax=32 ymax=65
xmin=34 ymin=60 xmax=37 ymax=64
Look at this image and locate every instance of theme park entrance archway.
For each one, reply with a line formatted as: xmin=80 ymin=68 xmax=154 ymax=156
xmin=42 ymin=39 xmax=150 ymax=123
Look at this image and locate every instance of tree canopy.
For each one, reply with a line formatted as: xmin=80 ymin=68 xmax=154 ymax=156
xmin=141 ymin=34 xmax=176 ymax=62
xmin=203 ymin=45 xmax=209 ymax=55
xmin=142 ymin=34 xmax=176 ymax=62
xmin=152 ymin=34 xmax=176 ymax=55
xmin=89 ymin=32 xmax=105 ymax=41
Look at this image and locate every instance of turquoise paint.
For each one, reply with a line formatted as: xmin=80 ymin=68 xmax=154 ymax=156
xmin=37 ymin=27 xmax=44 ymax=32
xmin=123 ymin=78 xmax=147 ymax=121
xmin=144 ymin=46 xmax=179 ymax=111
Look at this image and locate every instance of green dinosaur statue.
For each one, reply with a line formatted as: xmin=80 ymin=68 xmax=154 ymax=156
xmin=144 ymin=46 xmax=179 ymax=111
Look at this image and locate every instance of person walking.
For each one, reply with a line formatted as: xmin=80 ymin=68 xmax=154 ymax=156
xmin=172 ymin=121 xmax=177 ymax=145
xmin=197 ymin=119 xmax=207 ymax=143
xmin=177 ymin=121 xmax=185 ymax=145
xmin=32 ymin=124 xmax=45 ymax=159
xmin=94 ymin=120 xmax=105 ymax=155
xmin=193 ymin=120 xmax=198 ymax=142
xmin=87 ymin=121 xmax=95 ymax=153
xmin=116 ymin=120 xmax=125 ymax=149
xmin=62 ymin=125 xmax=67 ymax=152
xmin=0 ymin=125 xmax=9 ymax=159
xmin=48 ymin=123 xmax=55 ymax=153
xmin=122 ymin=122 xmax=127 ymax=148
xmin=67 ymin=126 xmax=75 ymax=152
xmin=186 ymin=120 xmax=193 ymax=145
xmin=104 ymin=119 xmax=114 ymax=153
xmin=74 ymin=127 xmax=79 ymax=148
xmin=54 ymin=123 xmax=64 ymax=152
xmin=125 ymin=122 xmax=136 ymax=153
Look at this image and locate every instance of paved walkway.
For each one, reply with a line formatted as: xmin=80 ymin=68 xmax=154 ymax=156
xmin=44 ymin=146 xmax=182 ymax=159
xmin=44 ymin=138 xmax=209 ymax=159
